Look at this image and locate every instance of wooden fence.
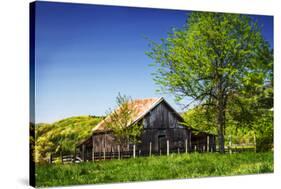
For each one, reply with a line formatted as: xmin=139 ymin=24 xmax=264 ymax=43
xmin=48 ymin=139 xmax=256 ymax=164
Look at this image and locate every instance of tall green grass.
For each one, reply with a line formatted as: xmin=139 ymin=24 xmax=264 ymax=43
xmin=36 ymin=152 xmax=273 ymax=187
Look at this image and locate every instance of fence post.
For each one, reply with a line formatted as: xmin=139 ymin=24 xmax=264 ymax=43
xmin=60 ymin=151 xmax=63 ymax=164
xmin=185 ymin=139 xmax=188 ymax=154
xmin=103 ymin=147 xmax=106 ymax=160
xmin=133 ymin=144 xmax=136 ymax=158
xmin=167 ymin=140 xmax=169 ymax=156
xmin=211 ymin=135 xmax=214 ymax=152
xmin=73 ymin=147 xmax=76 ymax=163
xmin=82 ymin=144 xmax=85 ymax=162
xmin=92 ymin=136 xmax=94 ymax=162
xmin=254 ymin=134 xmax=257 ymax=153
xmin=207 ymin=135 xmax=209 ymax=152
xmin=229 ymin=135 xmax=232 ymax=154
xmin=92 ymin=146 xmax=95 ymax=162
xmin=118 ymin=145 xmax=120 ymax=160
xmin=189 ymin=131 xmax=192 ymax=152
xmin=149 ymin=142 xmax=152 ymax=157
xmin=210 ymin=136 xmax=213 ymax=152
xmin=177 ymin=147 xmax=180 ymax=154
xmin=49 ymin=153 xmax=52 ymax=164
xmin=194 ymin=145 xmax=197 ymax=152
xmin=214 ymin=136 xmax=217 ymax=152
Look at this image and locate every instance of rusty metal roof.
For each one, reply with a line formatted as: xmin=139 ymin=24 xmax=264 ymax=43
xmin=76 ymin=97 xmax=216 ymax=146
xmin=92 ymin=97 xmax=165 ymax=133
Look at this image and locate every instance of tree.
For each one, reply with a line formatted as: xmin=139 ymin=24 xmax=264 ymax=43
xmin=104 ymin=93 xmax=143 ymax=150
xmin=254 ymin=109 xmax=273 ymax=152
xmin=147 ymin=12 xmax=273 ymax=153
xmin=182 ymin=105 xmax=217 ymax=134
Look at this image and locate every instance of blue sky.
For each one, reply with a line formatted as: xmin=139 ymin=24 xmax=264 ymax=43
xmin=34 ymin=1 xmax=273 ymax=123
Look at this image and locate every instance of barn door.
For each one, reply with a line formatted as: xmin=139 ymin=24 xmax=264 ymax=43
xmin=158 ymin=135 xmax=167 ymax=154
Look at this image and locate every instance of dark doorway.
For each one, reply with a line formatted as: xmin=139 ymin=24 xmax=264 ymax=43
xmin=158 ymin=135 xmax=167 ymax=154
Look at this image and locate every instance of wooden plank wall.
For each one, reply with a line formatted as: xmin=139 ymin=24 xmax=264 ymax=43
xmin=79 ymin=100 xmax=216 ymax=161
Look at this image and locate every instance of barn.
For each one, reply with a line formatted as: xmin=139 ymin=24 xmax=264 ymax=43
xmin=77 ymin=97 xmax=216 ymax=161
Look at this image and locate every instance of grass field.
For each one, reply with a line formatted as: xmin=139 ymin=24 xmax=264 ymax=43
xmin=35 ymin=152 xmax=273 ymax=187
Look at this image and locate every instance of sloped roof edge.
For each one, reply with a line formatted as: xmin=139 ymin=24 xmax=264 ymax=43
xmin=92 ymin=97 xmax=184 ymax=133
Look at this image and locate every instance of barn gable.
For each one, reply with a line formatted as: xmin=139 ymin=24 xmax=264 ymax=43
xmin=142 ymin=99 xmax=184 ymax=129
xmin=92 ymin=97 xmax=185 ymax=133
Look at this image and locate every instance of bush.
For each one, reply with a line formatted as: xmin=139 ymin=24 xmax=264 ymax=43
xmin=256 ymin=136 xmax=273 ymax=152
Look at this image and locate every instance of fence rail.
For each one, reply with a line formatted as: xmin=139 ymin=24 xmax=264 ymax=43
xmin=48 ymin=143 xmax=256 ymax=164
xmin=48 ymin=137 xmax=256 ymax=164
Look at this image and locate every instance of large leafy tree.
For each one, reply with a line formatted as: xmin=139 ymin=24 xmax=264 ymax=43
xmin=147 ymin=12 xmax=273 ymax=153
xmin=182 ymin=105 xmax=217 ymax=134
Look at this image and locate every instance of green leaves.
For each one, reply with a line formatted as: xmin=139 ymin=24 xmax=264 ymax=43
xmin=147 ymin=12 xmax=273 ymax=152
xmin=182 ymin=106 xmax=216 ymax=134
xmin=147 ymin=11 xmax=272 ymax=109
xmin=104 ymin=93 xmax=143 ymax=146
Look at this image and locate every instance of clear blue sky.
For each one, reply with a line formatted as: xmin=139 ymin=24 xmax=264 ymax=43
xmin=34 ymin=1 xmax=273 ymax=123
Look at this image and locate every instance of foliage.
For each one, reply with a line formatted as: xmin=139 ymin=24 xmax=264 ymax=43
xmin=226 ymin=84 xmax=273 ymax=150
xmin=104 ymin=93 xmax=143 ymax=147
xmin=30 ymin=122 xmax=36 ymax=163
xmin=254 ymin=110 xmax=273 ymax=152
xmin=182 ymin=105 xmax=273 ymax=149
xmin=35 ymin=116 xmax=102 ymax=163
xmin=147 ymin=12 xmax=273 ymax=152
xmin=181 ymin=106 xmax=216 ymax=134
xmin=36 ymin=152 xmax=273 ymax=187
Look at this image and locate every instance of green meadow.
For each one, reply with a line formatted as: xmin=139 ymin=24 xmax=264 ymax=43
xmin=36 ymin=152 xmax=273 ymax=187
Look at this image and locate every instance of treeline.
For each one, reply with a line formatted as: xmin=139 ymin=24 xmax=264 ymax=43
xmin=182 ymin=104 xmax=273 ymax=152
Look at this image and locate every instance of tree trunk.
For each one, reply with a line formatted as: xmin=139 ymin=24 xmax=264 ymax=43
xmin=217 ymin=98 xmax=225 ymax=153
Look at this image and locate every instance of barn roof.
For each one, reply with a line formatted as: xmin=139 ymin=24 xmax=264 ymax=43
xmin=92 ymin=97 xmax=183 ymax=133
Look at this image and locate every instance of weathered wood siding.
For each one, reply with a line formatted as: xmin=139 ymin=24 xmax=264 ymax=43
xmin=138 ymin=101 xmax=190 ymax=153
xmin=80 ymin=100 xmax=216 ymax=160
xmin=143 ymin=101 xmax=181 ymax=129
xmin=92 ymin=133 xmax=130 ymax=153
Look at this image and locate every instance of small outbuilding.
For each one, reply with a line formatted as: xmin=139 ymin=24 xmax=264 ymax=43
xmin=77 ymin=97 xmax=216 ymax=161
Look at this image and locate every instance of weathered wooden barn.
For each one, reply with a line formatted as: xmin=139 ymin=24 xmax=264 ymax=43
xmin=77 ymin=97 xmax=216 ymax=161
